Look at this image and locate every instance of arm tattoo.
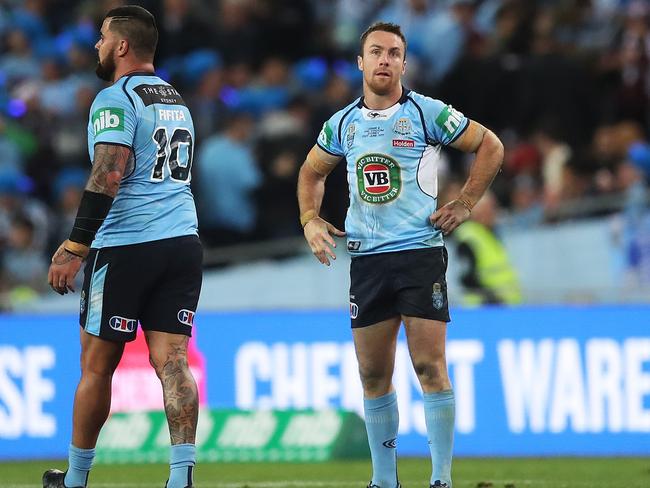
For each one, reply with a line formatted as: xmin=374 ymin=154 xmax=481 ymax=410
xmin=160 ymin=340 xmax=199 ymax=445
xmin=86 ymin=144 xmax=132 ymax=197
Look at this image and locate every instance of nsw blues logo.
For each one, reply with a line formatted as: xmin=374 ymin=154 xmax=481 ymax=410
xmin=432 ymin=283 xmax=444 ymax=310
xmin=178 ymin=309 xmax=195 ymax=326
xmin=109 ymin=316 xmax=137 ymax=332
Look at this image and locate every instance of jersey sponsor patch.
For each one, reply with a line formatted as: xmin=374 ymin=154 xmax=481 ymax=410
xmin=92 ymin=107 xmax=124 ymax=135
xmin=318 ymin=121 xmax=334 ymax=148
xmin=109 ymin=315 xmax=137 ymax=332
xmin=392 ymin=139 xmax=414 ymax=148
xmin=133 ymin=84 xmax=186 ymax=106
xmin=435 ymin=104 xmax=464 ymax=139
xmin=356 ymin=153 xmax=401 ymax=204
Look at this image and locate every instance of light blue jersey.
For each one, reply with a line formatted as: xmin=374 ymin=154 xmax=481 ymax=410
xmin=317 ymin=88 xmax=468 ymax=255
xmin=87 ymin=72 xmax=198 ymax=248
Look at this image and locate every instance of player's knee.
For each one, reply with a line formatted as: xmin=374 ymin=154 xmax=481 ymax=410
xmin=80 ymin=354 xmax=119 ymax=378
xmin=358 ymin=365 xmax=392 ymax=395
xmin=413 ymin=360 xmax=447 ymax=388
xmin=148 ymin=346 xmax=189 ymax=379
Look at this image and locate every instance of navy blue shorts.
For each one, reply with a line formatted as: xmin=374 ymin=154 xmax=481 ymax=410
xmin=349 ymin=247 xmax=450 ymax=328
xmin=79 ymin=235 xmax=202 ymax=342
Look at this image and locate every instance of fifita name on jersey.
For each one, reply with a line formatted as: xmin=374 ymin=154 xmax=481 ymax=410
xmin=158 ymin=109 xmax=186 ymax=121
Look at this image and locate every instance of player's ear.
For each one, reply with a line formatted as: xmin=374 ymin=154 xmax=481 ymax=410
xmin=357 ymin=55 xmax=363 ymax=71
xmin=117 ymin=39 xmax=129 ymax=57
xmin=402 ymin=59 xmax=406 ymax=75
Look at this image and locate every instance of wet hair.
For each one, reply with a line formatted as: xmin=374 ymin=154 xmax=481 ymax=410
xmin=105 ymin=5 xmax=158 ymax=60
xmin=359 ymin=22 xmax=407 ymax=57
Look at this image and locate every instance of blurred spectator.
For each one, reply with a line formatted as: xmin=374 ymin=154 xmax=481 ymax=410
xmin=453 ymin=191 xmax=523 ymax=305
xmin=0 ymin=213 xmax=47 ymax=310
xmin=155 ymin=0 xmax=210 ymax=61
xmin=531 ymin=118 xmax=573 ymax=213
xmin=195 ymin=111 xmax=261 ymax=246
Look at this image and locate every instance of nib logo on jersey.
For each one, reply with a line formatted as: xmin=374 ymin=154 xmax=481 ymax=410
xmin=92 ymin=107 xmax=124 ymax=135
xmin=356 ymin=153 xmax=402 ymax=204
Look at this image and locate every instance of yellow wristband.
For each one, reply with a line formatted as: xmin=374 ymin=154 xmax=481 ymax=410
xmin=300 ymin=210 xmax=318 ymax=227
xmin=63 ymin=239 xmax=90 ymax=259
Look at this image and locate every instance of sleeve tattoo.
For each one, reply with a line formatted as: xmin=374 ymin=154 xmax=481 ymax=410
xmin=86 ymin=144 xmax=132 ymax=197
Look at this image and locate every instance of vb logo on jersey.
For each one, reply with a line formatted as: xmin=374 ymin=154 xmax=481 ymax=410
xmin=356 ymin=153 xmax=401 ymax=204
xmin=92 ymin=107 xmax=124 ymax=135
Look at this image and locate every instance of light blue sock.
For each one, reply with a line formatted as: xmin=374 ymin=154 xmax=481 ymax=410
xmin=423 ymin=390 xmax=455 ymax=487
xmin=64 ymin=444 xmax=94 ymax=487
xmin=364 ymin=391 xmax=399 ymax=488
xmin=167 ymin=443 xmax=196 ymax=488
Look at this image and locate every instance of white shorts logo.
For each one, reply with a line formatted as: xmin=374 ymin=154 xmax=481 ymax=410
xmin=177 ymin=309 xmax=195 ymax=326
xmin=350 ymin=302 xmax=359 ymax=319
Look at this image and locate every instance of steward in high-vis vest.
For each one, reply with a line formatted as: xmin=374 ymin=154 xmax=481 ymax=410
xmin=454 ymin=192 xmax=522 ymax=305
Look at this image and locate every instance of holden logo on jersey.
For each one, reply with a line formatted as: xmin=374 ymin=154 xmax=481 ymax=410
xmin=356 ymin=154 xmax=401 ymax=204
xmin=178 ymin=309 xmax=195 ymax=326
xmin=392 ymin=139 xmax=415 ymax=148
xmin=92 ymin=107 xmax=124 ymax=136
xmin=109 ymin=316 xmax=137 ymax=332
xmin=393 ymin=117 xmax=412 ymax=135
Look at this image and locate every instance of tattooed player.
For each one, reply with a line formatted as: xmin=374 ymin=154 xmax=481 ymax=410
xmin=44 ymin=6 xmax=201 ymax=488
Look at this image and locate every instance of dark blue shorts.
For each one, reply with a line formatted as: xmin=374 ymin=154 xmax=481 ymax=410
xmin=349 ymin=247 xmax=450 ymax=328
xmin=79 ymin=235 xmax=202 ymax=342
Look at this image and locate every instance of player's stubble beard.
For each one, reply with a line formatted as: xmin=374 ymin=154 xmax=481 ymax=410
xmin=96 ymin=51 xmax=116 ymax=82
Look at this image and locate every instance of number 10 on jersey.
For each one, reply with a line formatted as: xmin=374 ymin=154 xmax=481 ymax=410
xmin=151 ymin=126 xmax=194 ymax=183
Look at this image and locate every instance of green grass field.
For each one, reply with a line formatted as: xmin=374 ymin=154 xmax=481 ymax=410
xmin=2 ymin=458 xmax=649 ymax=488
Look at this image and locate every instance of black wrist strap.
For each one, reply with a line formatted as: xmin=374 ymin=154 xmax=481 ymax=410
xmin=68 ymin=191 xmax=114 ymax=246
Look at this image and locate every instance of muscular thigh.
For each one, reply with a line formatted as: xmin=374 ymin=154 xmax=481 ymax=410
xmin=352 ymin=317 xmax=401 ymax=378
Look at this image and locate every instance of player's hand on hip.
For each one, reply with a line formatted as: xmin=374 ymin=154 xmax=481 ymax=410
xmin=430 ymin=199 xmax=471 ymax=235
xmin=303 ymin=217 xmax=346 ymax=266
xmin=48 ymin=242 xmax=84 ymax=295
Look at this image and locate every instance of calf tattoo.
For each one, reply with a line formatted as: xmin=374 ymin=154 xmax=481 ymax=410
xmin=161 ymin=340 xmax=199 ymax=444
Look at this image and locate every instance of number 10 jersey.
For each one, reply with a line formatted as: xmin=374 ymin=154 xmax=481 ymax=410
xmin=87 ymin=72 xmax=198 ymax=248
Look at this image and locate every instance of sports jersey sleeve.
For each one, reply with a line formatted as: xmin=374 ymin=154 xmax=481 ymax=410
xmin=420 ymin=96 xmax=469 ymax=146
xmin=88 ymin=87 xmax=137 ymax=149
xmin=316 ymin=111 xmax=346 ymax=157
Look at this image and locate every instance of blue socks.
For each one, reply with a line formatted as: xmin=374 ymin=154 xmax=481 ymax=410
xmin=167 ymin=443 xmax=196 ymax=488
xmin=423 ymin=389 xmax=455 ymax=487
xmin=364 ymin=391 xmax=399 ymax=488
xmin=64 ymin=444 xmax=94 ymax=487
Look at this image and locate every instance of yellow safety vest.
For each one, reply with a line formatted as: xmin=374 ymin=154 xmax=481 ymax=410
xmin=454 ymin=221 xmax=522 ymax=306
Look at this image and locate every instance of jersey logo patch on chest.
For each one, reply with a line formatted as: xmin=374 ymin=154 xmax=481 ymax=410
xmin=356 ymin=154 xmax=401 ymax=204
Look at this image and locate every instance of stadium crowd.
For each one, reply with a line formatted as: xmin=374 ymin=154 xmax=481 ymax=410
xmin=1 ymin=0 xmax=650 ymax=307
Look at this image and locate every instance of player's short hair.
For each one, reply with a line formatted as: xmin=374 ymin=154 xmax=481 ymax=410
xmin=105 ymin=5 xmax=158 ymax=60
xmin=359 ymin=22 xmax=407 ymax=57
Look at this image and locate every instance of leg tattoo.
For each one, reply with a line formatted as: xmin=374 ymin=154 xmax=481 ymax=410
xmin=160 ymin=340 xmax=199 ymax=445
